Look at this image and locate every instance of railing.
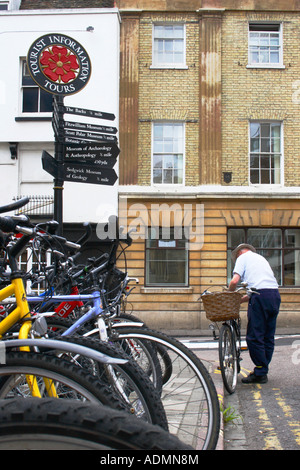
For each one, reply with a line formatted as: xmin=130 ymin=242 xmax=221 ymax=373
xmin=13 ymin=195 xmax=54 ymax=217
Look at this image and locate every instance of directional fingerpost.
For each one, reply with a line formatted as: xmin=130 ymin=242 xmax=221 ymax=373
xmin=45 ymin=98 xmax=120 ymax=187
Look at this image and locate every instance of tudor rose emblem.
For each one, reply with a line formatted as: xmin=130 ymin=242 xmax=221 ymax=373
xmin=27 ymin=33 xmax=92 ymax=95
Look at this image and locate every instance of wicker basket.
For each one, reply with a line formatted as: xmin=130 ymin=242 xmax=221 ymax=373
xmin=201 ymin=290 xmax=243 ymax=322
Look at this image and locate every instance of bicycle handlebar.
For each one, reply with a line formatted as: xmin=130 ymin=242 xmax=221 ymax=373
xmin=0 ymin=197 xmax=29 ymax=215
xmin=0 ymin=215 xmax=31 ymax=233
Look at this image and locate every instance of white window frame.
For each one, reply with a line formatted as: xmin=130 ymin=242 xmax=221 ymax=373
xmin=151 ymin=121 xmax=185 ymax=186
xmin=249 ymin=120 xmax=284 ymax=186
xmin=20 ymin=58 xmax=52 ymax=116
xmin=247 ymin=22 xmax=284 ymax=69
xmin=145 ymin=226 xmax=189 ymax=287
xmin=151 ymin=23 xmax=187 ymax=69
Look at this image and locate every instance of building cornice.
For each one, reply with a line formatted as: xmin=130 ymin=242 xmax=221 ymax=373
xmin=118 ymin=185 xmax=300 ymax=200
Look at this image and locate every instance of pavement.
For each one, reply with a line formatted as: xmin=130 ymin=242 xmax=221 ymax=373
xmin=179 ymin=329 xmax=300 ymax=451
xmin=180 ymin=336 xmax=226 ymax=450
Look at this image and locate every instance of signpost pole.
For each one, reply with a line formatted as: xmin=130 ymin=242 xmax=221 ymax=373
xmin=53 ymin=94 xmax=64 ymax=236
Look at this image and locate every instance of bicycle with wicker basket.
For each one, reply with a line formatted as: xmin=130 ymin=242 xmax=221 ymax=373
xmin=201 ymin=284 xmax=254 ymax=394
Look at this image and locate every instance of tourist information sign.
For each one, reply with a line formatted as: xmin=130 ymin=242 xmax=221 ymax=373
xmin=28 ymin=33 xmax=119 ymax=233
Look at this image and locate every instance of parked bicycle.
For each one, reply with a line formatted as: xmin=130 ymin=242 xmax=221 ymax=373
xmin=0 ymin=198 xmax=168 ymax=431
xmin=0 ymin=200 xmax=221 ymax=449
xmin=201 ymin=284 xmax=255 ymax=394
xmin=31 ymin=221 xmax=221 ymax=449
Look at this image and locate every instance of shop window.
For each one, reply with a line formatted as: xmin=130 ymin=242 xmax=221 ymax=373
xmin=145 ymin=227 xmax=188 ymax=286
xmin=228 ymin=228 xmax=300 ymax=286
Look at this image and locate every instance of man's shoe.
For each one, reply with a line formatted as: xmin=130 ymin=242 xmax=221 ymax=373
xmin=242 ymin=372 xmax=268 ymax=384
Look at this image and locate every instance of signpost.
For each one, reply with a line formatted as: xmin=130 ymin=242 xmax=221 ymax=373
xmin=27 ymin=33 xmax=119 ymax=234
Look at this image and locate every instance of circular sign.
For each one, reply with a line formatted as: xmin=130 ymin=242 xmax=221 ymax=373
xmin=27 ymin=33 xmax=92 ymax=96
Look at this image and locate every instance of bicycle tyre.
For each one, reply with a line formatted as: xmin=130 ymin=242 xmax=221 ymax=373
xmin=47 ymin=316 xmax=163 ymax=392
xmin=111 ymin=326 xmax=220 ymax=450
xmin=0 ymin=351 xmax=124 ymax=409
xmin=45 ymin=333 xmax=168 ymax=430
xmin=219 ymin=323 xmax=238 ymax=394
xmin=0 ymin=398 xmax=194 ymax=450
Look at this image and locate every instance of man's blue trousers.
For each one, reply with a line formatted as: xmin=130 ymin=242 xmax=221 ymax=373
xmin=246 ymin=289 xmax=281 ymax=376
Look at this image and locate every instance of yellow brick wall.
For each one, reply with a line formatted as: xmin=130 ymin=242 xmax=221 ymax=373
xmin=222 ymin=11 xmax=300 ymax=187
xmin=138 ymin=13 xmax=200 ymax=186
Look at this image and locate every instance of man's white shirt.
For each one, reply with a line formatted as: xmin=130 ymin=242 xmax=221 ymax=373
xmin=233 ymin=251 xmax=278 ymax=289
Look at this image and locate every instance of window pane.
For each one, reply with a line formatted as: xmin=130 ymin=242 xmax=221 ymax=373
xmin=228 ymin=229 xmax=245 ymax=248
xmin=270 ymin=50 xmax=279 ymax=63
xmin=260 ymin=169 xmax=270 ymax=184
xmin=250 ymin=169 xmax=260 ymax=184
xmin=284 ymin=250 xmax=300 ymax=285
xmin=147 ymin=250 xmax=187 ymax=284
xmin=163 ymin=169 xmax=173 ymax=183
xmin=146 ymin=227 xmax=188 ymax=286
xmin=153 ymin=168 xmax=162 ymax=184
xmin=227 ymin=229 xmax=245 ymax=281
xmin=153 ymin=155 xmax=162 ymax=169
xmin=261 ymin=156 xmax=270 ymax=169
xmin=40 ymin=90 xmax=53 ymax=112
xmin=261 ymin=138 xmax=270 ymax=152
xmin=164 ymin=155 xmax=174 ymax=168
xmin=271 ymin=138 xmax=280 ymax=152
xmin=285 ymin=229 xmax=300 ymax=248
xmin=258 ymin=249 xmax=281 ymax=284
xmin=250 ymin=122 xmax=260 ymax=138
xmin=247 ymin=228 xmax=282 ymax=248
xmin=250 ymin=155 xmax=259 ymax=168
xmin=22 ymin=87 xmax=38 ymax=112
xmin=251 ymin=138 xmax=260 ymax=152
xmin=260 ymin=123 xmax=270 ymax=137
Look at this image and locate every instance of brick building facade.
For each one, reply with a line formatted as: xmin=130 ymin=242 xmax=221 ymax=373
xmin=116 ymin=0 xmax=300 ymax=332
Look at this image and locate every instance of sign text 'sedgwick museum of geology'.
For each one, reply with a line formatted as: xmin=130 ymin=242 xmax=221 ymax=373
xmin=27 ymin=33 xmax=91 ymax=95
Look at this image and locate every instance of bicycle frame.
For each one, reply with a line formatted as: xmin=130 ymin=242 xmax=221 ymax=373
xmin=21 ymin=290 xmax=107 ymax=339
xmin=0 ymin=280 xmax=126 ymax=399
xmin=0 ymin=277 xmax=31 ymax=341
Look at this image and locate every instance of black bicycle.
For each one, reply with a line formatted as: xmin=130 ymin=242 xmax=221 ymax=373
xmin=201 ymin=284 xmax=255 ymax=394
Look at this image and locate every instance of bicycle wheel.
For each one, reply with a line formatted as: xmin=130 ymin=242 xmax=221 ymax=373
xmin=219 ymin=323 xmax=238 ymax=394
xmin=0 ymin=398 xmax=193 ymax=450
xmin=113 ymin=313 xmax=173 ymax=385
xmin=44 ymin=332 xmax=168 ymax=430
xmin=47 ymin=316 xmax=163 ymax=392
xmin=111 ymin=326 xmax=220 ymax=450
xmin=0 ymin=351 xmax=124 ymax=409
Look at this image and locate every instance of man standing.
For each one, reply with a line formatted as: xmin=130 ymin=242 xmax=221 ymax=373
xmin=228 ymin=243 xmax=281 ymax=384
